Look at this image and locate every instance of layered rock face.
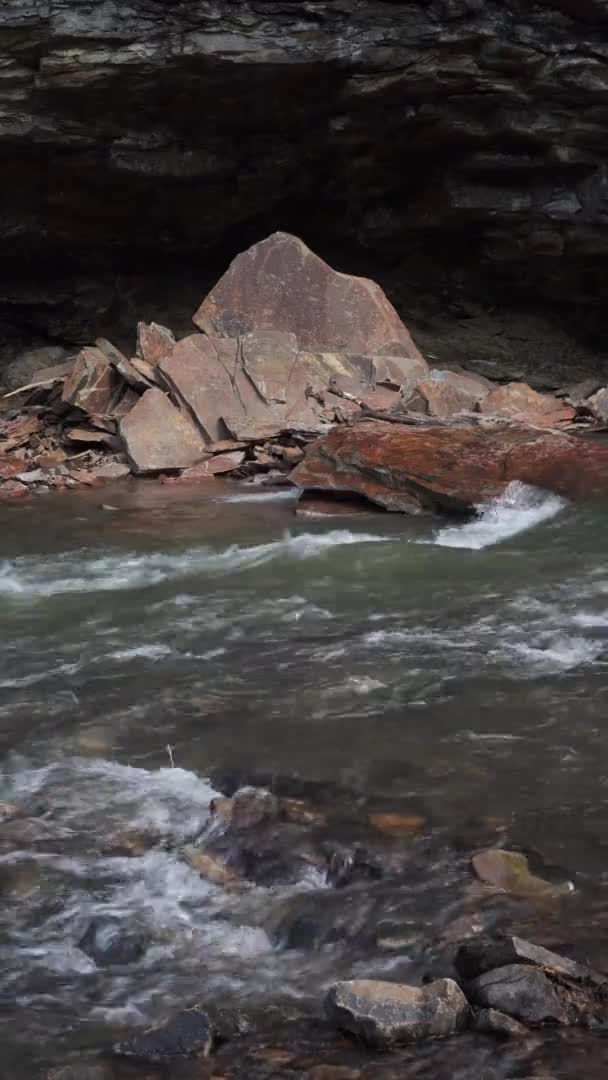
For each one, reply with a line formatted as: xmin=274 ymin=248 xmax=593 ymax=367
xmin=1 ymin=1 xmax=608 ymax=371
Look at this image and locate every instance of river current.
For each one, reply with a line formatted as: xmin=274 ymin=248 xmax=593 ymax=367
xmin=2 ymin=478 xmax=608 ymax=1077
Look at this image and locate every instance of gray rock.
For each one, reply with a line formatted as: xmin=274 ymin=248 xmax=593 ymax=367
xmin=325 ymin=978 xmax=469 ymax=1046
xmin=3 ymin=347 xmax=70 ymax=392
xmin=456 ymin=936 xmax=600 ymax=985
xmin=78 ymin=919 xmax=147 ymax=966
xmin=113 ymin=1006 xmax=212 ymax=1063
xmin=469 ymin=964 xmax=569 ymax=1025
xmin=471 ymin=1007 xmax=529 ymax=1038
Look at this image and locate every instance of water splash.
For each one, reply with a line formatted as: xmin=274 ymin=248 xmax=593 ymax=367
xmin=431 ymin=482 xmax=565 ymax=550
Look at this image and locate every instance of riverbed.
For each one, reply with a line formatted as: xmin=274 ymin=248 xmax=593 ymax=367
xmin=2 ymin=478 xmax=608 ymax=1077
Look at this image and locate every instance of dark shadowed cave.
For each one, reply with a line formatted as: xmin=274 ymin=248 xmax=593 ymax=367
xmin=2 ymin=0 xmax=608 ymax=383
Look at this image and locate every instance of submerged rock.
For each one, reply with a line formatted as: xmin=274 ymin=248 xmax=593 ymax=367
xmin=471 ymin=849 xmax=572 ymax=898
xmin=325 ymin=978 xmax=469 ymax=1046
xmin=193 ymin=232 xmax=423 ymax=360
xmin=78 ymin=919 xmax=147 ymax=967
xmin=113 ymin=1006 xmax=212 ymax=1064
xmin=471 ymin=1007 xmax=529 ymax=1039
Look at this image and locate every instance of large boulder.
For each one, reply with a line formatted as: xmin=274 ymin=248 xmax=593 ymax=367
xmin=290 ymin=419 xmax=608 ymax=513
xmin=193 ymin=232 xmax=423 ymax=360
xmin=325 ymin=978 xmax=469 ymax=1046
xmin=469 ymin=965 xmax=571 ymax=1026
xmin=416 ymin=369 xmax=492 ymax=418
xmin=119 ymin=388 xmax=207 ymax=474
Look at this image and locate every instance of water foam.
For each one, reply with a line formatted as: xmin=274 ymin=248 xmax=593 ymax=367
xmin=0 ymin=530 xmax=390 ymax=599
xmin=431 ymin=482 xmax=566 ymax=550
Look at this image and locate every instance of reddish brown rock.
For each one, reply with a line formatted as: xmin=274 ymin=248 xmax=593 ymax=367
xmin=64 ymin=427 xmax=120 ymax=449
xmin=290 ymin=420 xmax=608 ymax=513
xmin=158 ymin=334 xmax=239 ymax=444
xmin=34 ymin=449 xmax=67 ymax=468
xmin=360 ymin=386 xmax=402 ymax=413
xmin=111 ymin=386 xmax=140 ymax=418
xmin=240 ymin=330 xmax=298 ymax=405
xmin=0 ymin=414 xmax=41 ymax=451
xmin=129 ymin=356 xmax=160 ymax=386
xmin=62 ymin=347 xmax=122 ymax=415
xmin=136 ymin=321 xmax=176 ymax=367
xmin=479 ymin=382 xmax=576 ymax=427
xmin=193 ymin=232 xmax=423 ymax=359
xmin=120 ymin=388 xmax=207 ymax=475
xmin=68 ymin=468 xmax=101 ymax=487
xmin=0 ymin=457 xmax=25 ymax=479
xmin=0 ymin=479 xmax=28 ymax=500
xmin=166 ymin=451 xmax=245 ymax=481
xmin=417 ymin=370 xmax=491 ymax=418
xmin=96 ymin=337 xmax=152 ymax=392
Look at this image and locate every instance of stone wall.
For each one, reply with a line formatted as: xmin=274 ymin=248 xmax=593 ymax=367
xmin=2 ymin=1 xmax=608 ymax=372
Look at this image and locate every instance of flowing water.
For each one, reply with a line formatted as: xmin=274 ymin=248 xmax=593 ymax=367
xmin=2 ymin=478 xmax=608 ymax=1076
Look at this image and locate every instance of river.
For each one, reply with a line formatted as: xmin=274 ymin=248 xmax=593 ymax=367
xmin=2 ymin=478 xmax=608 ymax=1077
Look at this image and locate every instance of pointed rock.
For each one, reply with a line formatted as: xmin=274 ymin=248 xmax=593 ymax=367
xmin=119 ymin=389 xmax=206 ymax=475
xmin=136 ymin=321 xmax=176 ymax=367
xmin=62 ymin=347 xmax=122 ymax=415
xmin=193 ymin=232 xmax=423 ymax=358
xmin=96 ymin=338 xmax=152 ymax=392
xmin=164 ymin=451 xmax=245 ymax=482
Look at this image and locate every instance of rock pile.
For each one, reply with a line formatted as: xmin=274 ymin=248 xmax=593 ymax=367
xmin=2 ymin=231 xmax=607 ymax=507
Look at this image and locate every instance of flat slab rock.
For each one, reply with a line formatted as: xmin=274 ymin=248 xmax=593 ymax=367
xmin=479 ymin=381 xmax=576 ymax=427
xmin=119 ymin=388 xmax=206 ymax=474
xmin=113 ymin=1006 xmax=212 ymax=1063
xmin=193 ymin=231 xmax=423 ymax=360
xmin=456 ymin=935 xmax=602 ymax=985
xmin=325 ymin=978 xmax=469 ymax=1046
xmin=290 ymin=419 xmax=608 ymax=513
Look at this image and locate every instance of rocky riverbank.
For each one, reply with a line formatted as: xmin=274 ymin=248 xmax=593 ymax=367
xmin=2 ymin=233 xmax=608 ymax=509
xmin=15 ymin=770 xmax=605 ymax=1080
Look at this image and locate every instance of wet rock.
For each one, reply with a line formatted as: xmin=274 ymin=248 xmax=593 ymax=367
xmin=416 ymin=370 xmax=491 ymax=417
xmin=456 ymin=936 xmax=598 ymax=984
xmin=478 ymin=382 xmax=576 ymax=427
xmin=290 ymin=419 xmax=608 ymax=513
xmin=119 ymin=388 xmax=206 ymax=474
xmin=306 ymin=1069 xmax=361 ymax=1080
xmin=0 ymin=802 xmax=20 ymax=824
xmin=113 ymin=1005 xmax=212 ymax=1064
xmin=136 ymin=321 xmax=176 ymax=367
xmin=469 ymin=965 xmax=571 ymax=1025
xmin=101 ymin=829 xmax=159 ymax=857
xmin=78 ymin=919 xmax=147 ymax=966
xmin=295 ymin=493 xmax=375 ymax=517
xmin=194 ymin=232 xmax=423 ymax=359
xmin=280 ymin=797 xmax=327 ymax=828
xmin=368 ymin=812 xmax=426 ymax=838
xmin=47 ymin=1063 xmax=115 ymax=1080
xmin=182 ymin=846 xmax=241 ymax=888
xmin=61 ymin=347 xmax=123 ymax=415
xmin=212 ymin=787 xmax=279 ymax=831
xmin=471 ymin=849 xmax=572 ymax=898
xmin=471 ymin=1007 xmax=529 ymax=1039
xmin=325 ymin=978 xmax=469 ymax=1046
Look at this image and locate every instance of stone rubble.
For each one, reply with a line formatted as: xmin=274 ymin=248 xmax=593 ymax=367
xmin=1 ymin=232 xmax=607 ymax=505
